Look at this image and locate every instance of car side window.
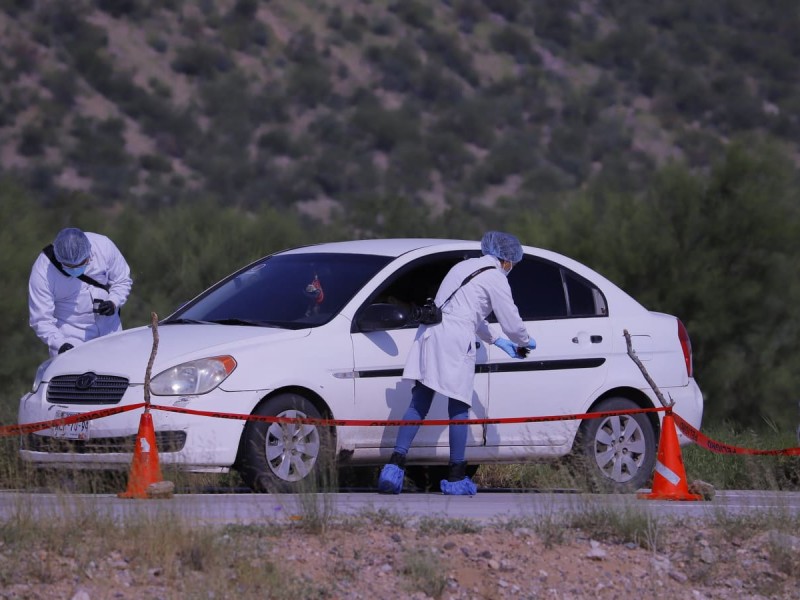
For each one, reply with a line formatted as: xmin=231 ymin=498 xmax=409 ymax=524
xmin=565 ymin=271 xmax=607 ymax=316
xmin=508 ymin=256 xmax=607 ymax=320
xmin=367 ymin=252 xmax=480 ymax=329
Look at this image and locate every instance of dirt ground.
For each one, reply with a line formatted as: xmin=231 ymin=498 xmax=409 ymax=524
xmin=2 ymin=514 xmax=799 ymax=599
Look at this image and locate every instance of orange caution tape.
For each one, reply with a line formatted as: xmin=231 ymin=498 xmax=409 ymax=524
xmin=0 ymin=403 xmax=146 ymax=437
xmin=6 ymin=404 xmax=799 ymax=458
xmin=149 ymin=404 xmax=667 ymax=427
xmin=674 ymin=413 xmax=800 ymax=456
xmin=2 ymin=404 xmax=665 ymax=437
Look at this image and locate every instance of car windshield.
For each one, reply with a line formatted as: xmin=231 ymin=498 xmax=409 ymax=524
xmin=166 ymin=252 xmax=393 ymax=329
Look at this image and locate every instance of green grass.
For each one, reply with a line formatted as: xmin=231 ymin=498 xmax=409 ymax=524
xmin=682 ymin=423 xmax=800 ymax=491
xmin=0 ymin=421 xmax=797 ymax=493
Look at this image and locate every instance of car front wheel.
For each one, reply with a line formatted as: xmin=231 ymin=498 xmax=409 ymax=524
xmin=576 ymin=397 xmax=657 ymax=492
xmin=237 ymin=393 xmax=334 ymax=493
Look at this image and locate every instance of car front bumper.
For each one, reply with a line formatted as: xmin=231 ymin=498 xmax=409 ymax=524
xmin=17 ymin=385 xmax=267 ymax=472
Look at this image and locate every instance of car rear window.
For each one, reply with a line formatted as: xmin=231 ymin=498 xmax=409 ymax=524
xmin=170 ymin=253 xmax=392 ymax=329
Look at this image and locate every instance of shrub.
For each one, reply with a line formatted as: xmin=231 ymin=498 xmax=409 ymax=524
xmin=425 ymin=131 xmax=474 ymax=178
xmin=307 ymin=113 xmax=348 ymax=146
xmin=18 ymin=124 xmax=46 ymax=156
xmin=388 ymin=0 xmax=434 ymax=30
xmin=41 ymin=69 xmax=77 ymax=107
xmin=94 ymin=0 xmax=149 ymax=19
xmin=146 ymin=34 xmax=168 ymax=53
xmin=172 ymin=44 xmax=232 ymax=78
xmin=350 ymin=104 xmax=420 ymax=152
xmin=453 ymin=0 xmax=487 ymax=27
xmin=475 ymin=133 xmax=535 ymax=185
xmin=366 ymin=41 xmax=422 ymax=94
xmin=416 ymin=65 xmax=464 ymax=107
xmin=417 ymin=29 xmax=479 ymax=86
xmin=286 ymin=64 xmax=333 ymax=108
xmin=231 ymin=0 xmax=258 ymax=19
xmin=482 ymin=0 xmax=522 ymax=21
xmin=257 ymin=129 xmax=296 ymax=157
xmin=435 ymin=99 xmax=497 ymax=148
xmin=139 ymin=154 xmax=172 ymax=173
xmin=286 ymin=27 xmax=319 ymax=65
xmin=385 ymin=141 xmax=432 ymax=193
xmin=490 ymin=25 xmax=540 ymax=64
xmin=532 ymin=3 xmax=574 ymax=47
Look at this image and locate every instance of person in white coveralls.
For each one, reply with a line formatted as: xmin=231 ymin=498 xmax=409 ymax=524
xmin=28 ymin=227 xmax=132 ymax=358
xmin=378 ymin=231 xmax=536 ymax=496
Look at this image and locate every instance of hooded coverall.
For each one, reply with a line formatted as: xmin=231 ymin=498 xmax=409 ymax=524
xmin=28 ymin=232 xmax=133 ymax=357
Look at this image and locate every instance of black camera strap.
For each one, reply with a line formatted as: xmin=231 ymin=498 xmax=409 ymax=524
xmin=439 ymin=265 xmax=496 ymax=310
xmin=42 ymin=244 xmax=110 ymax=292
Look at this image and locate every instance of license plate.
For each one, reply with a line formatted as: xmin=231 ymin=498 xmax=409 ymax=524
xmin=52 ymin=411 xmax=90 ymax=440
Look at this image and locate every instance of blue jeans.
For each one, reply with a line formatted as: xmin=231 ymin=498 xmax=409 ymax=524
xmin=393 ymin=381 xmax=470 ymax=463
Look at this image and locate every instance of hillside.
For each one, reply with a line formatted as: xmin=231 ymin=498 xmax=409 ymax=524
xmin=1 ymin=0 xmax=798 ymax=222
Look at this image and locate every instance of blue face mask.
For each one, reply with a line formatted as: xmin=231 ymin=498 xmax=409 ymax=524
xmin=64 ymin=265 xmax=87 ymax=278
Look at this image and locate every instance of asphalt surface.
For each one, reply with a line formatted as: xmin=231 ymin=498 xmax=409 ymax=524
xmin=2 ymin=489 xmax=799 ymax=525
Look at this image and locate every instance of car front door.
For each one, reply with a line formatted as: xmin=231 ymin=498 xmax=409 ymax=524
xmin=485 ymin=257 xmax=612 ymax=450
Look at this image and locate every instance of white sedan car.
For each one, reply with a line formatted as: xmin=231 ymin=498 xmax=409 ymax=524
xmin=18 ymin=239 xmax=703 ymax=493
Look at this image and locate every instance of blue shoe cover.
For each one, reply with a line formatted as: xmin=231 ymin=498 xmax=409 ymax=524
xmin=440 ymin=477 xmax=477 ymax=496
xmin=378 ymin=464 xmax=404 ymax=494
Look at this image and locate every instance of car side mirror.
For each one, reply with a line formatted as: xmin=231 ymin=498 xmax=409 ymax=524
xmin=356 ymin=303 xmax=411 ymax=332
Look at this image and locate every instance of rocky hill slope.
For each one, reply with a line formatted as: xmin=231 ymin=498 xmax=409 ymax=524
xmin=1 ymin=0 xmax=798 ymax=220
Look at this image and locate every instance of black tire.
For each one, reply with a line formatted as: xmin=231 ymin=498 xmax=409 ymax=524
xmin=575 ymin=397 xmax=657 ymax=493
xmin=237 ymin=393 xmax=334 ymax=493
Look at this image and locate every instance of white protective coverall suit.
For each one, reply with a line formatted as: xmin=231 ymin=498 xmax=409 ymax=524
xmin=28 ymin=232 xmax=133 ymax=357
xmin=403 ymin=254 xmax=531 ymax=406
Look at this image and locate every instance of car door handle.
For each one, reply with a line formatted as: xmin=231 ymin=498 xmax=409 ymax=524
xmin=572 ymin=335 xmax=604 ymax=344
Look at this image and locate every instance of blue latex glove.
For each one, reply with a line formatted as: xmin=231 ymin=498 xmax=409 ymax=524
xmin=494 ymin=338 xmax=519 ymax=359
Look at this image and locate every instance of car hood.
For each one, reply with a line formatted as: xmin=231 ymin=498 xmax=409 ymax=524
xmin=42 ymin=324 xmax=311 ymax=383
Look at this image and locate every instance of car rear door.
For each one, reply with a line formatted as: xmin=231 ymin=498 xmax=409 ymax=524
xmin=485 ymin=256 xmax=612 ymax=449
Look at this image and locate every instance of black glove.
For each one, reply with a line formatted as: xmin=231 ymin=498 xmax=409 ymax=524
xmin=94 ymin=300 xmax=116 ymax=316
xmin=58 ymin=343 xmax=74 ymax=354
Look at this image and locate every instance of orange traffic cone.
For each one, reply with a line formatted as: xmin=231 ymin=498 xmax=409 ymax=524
xmin=638 ymin=411 xmax=702 ymax=501
xmin=118 ymin=411 xmax=164 ymax=499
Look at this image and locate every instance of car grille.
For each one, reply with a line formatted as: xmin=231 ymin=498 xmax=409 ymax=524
xmin=47 ymin=374 xmax=129 ymax=405
xmin=22 ymin=431 xmax=187 ymax=454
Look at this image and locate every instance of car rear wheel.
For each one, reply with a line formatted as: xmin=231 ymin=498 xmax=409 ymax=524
xmin=237 ymin=393 xmax=334 ymax=493
xmin=576 ymin=397 xmax=657 ymax=492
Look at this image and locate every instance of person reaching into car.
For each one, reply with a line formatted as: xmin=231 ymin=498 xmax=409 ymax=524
xmin=28 ymin=227 xmax=133 ymax=358
xmin=378 ymin=231 xmax=536 ymax=496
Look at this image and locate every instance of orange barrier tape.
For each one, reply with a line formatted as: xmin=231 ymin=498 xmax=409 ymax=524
xmin=674 ymin=413 xmax=800 ymax=456
xmin=150 ymin=404 xmax=667 ymax=427
xmin=2 ymin=404 xmax=664 ymax=438
xmin=0 ymin=403 xmax=146 ymax=437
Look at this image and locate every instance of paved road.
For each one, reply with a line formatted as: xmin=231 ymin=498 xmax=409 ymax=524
xmin=1 ymin=490 xmax=799 ymax=525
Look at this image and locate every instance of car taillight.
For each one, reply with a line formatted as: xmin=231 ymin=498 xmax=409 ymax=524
xmin=677 ymin=319 xmax=693 ymax=378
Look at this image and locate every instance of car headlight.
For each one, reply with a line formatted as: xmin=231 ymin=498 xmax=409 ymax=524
xmin=150 ymin=356 xmax=237 ymax=396
xmin=32 ymin=358 xmax=54 ymax=392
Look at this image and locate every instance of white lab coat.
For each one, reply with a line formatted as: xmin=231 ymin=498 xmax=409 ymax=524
xmin=403 ymin=255 xmax=530 ymax=405
xmin=28 ymin=232 xmax=133 ymax=357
